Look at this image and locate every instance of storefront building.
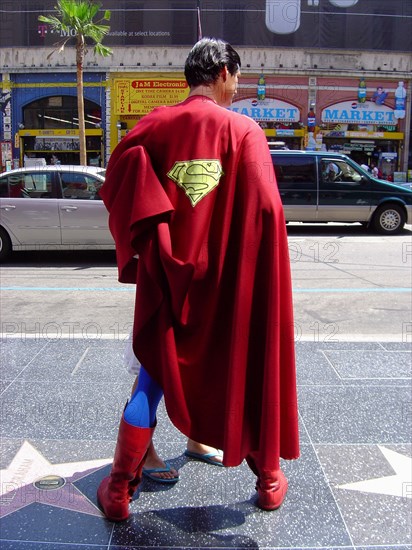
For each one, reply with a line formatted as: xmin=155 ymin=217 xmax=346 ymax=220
xmin=2 ymin=70 xmax=408 ymax=182
xmin=107 ymin=72 xmax=409 ymax=182
xmin=1 ymin=0 xmax=411 ymax=181
xmin=228 ymin=75 xmax=408 ymax=181
xmin=316 ymin=77 xmax=408 ymax=181
xmin=2 ymin=72 xmax=106 ymax=169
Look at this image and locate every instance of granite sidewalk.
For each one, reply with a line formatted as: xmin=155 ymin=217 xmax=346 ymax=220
xmin=1 ymin=337 xmax=411 ymax=549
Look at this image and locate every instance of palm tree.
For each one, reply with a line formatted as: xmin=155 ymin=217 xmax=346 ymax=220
xmin=39 ymin=0 xmax=112 ymax=166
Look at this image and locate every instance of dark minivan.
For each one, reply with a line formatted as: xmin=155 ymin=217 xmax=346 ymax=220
xmin=271 ymin=150 xmax=412 ymax=234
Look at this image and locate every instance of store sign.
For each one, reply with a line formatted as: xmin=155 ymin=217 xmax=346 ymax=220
xmin=345 ymin=131 xmax=385 ymax=138
xmin=229 ymin=98 xmax=300 ymax=122
xmin=114 ymin=79 xmax=189 ymax=115
xmin=322 ymin=101 xmax=396 ymax=125
xmin=34 ymin=136 xmax=79 ymax=151
xmin=19 ymin=129 xmax=101 ymax=137
xmin=343 ymin=142 xmax=375 ymax=152
xmin=276 ymin=129 xmax=296 ymax=136
xmin=327 ymin=130 xmax=403 ymax=140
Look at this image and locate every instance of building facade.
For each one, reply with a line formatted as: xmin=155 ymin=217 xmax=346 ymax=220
xmin=1 ymin=1 xmax=411 ymax=181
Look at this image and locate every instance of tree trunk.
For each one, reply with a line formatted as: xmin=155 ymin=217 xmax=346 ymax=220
xmin=76 ymin=35 xmax=87 ymax=166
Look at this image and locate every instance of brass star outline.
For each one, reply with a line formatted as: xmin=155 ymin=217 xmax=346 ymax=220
xmin=0 ymin=440 xmax=112 ymax=519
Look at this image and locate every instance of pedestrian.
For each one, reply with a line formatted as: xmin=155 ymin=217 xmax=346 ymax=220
xmin=97 ymin=37 xmax=299 ymax=522
xmin=371 ymin=163 xmax=379 ymax=178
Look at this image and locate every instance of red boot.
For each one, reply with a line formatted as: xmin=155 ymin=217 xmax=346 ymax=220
xmin=97 ymin=415 xmax=154 ymax=522
xmin=255 ymin=469 xmax=288 ymax=510
xmin=246 ymin=454 xmax=288 ymax=511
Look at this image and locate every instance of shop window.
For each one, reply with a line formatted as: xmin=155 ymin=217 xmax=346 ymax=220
xmin=23 ymin=96 xmax=101 ymax=130
xmin=22 ymin=134 xmax=102 ymax=166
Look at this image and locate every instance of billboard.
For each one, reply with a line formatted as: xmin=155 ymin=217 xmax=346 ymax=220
xmin=0 ymin=0 xmax=411 ymax=51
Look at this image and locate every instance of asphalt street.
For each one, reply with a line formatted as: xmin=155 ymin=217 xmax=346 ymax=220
xmin=1 ymin=223 xmax=411 ymax=343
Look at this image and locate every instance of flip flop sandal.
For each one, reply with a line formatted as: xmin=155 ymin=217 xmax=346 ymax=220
xmin=184 ymin=449 xmax=224 ymax=467
xmin=142 ymin=461 xmax=179 ymax=484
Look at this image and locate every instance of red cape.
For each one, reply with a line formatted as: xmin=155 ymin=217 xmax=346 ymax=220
xmin=100 ymin=96 xmax=299 ymax=468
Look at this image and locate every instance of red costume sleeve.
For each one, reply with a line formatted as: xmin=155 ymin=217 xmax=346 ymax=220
xmin=101 ymin=97 xmax=299 ymax=468
xmin=99 ymin=146 xmax=174 ymax=283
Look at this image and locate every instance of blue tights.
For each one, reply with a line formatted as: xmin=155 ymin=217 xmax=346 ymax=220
xmin=123 ymin=366 xmax=163 ymax=428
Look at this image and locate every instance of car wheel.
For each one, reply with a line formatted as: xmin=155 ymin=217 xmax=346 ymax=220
xmin=0 ymin=227 xmax=12 ymax=261
xmin=372 ymin=204 xmax=405 ymax=234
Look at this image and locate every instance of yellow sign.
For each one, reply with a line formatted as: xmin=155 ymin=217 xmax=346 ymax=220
xmin=114 ymin=78 xmax=189 ymax=115
xmin=345 ymin=131 xmax=403 ymax=140
xmin=18 ymin=129 xmax=102 ymax=137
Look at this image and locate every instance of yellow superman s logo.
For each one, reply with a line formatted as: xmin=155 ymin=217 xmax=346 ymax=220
xmin=167 ymin=159 xmax=223 ymax=206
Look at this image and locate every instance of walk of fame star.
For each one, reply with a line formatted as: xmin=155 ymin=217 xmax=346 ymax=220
xmin=0 ymin=440 xmax=112 ymax=519
xmin=338 ymin=446 xmax=412 ymax=498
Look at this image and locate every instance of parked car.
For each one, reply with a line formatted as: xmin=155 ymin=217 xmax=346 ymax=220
xmin=1 ymin=152 xmax=411 ymax=261
xmin=271 ymin=150 xmax=412 ymax=234
xmin=0 ymin=165 xmax=113 ymax=260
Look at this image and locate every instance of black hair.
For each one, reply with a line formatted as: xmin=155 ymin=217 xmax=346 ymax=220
xmin=184 ymin=37 xmax=241 ymax=88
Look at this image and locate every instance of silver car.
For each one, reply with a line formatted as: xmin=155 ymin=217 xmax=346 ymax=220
xmin=0 ymin=165 xmax=113 ymax=261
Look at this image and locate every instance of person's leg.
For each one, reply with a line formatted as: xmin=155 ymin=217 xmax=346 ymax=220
xmin=125 ymin=336 xmax=221 ymax=473
xmin=123 ymin=366 xmax=163 ymax=428
xmin=130 ymin=377 xmax=223 ymax=475
xmin=185 ymin=440 xmax=223 ymax=466
xmin=97 ymin=367 xmax=163 ymax=521
xmin=129 ymin=376 xmax=180 ymax=482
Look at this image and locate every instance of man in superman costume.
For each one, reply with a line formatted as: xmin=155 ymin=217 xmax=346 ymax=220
xmin=97 ymin=38 xmax=299 ymax=522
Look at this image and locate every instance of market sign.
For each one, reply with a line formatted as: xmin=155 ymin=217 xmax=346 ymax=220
xmin=322 ymin=101 xmax=395 ymax=125
xmin=229 ymin=98 xmax=300 ymax=122
xmin=114 ymin=78 xmax=189 ymax=115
